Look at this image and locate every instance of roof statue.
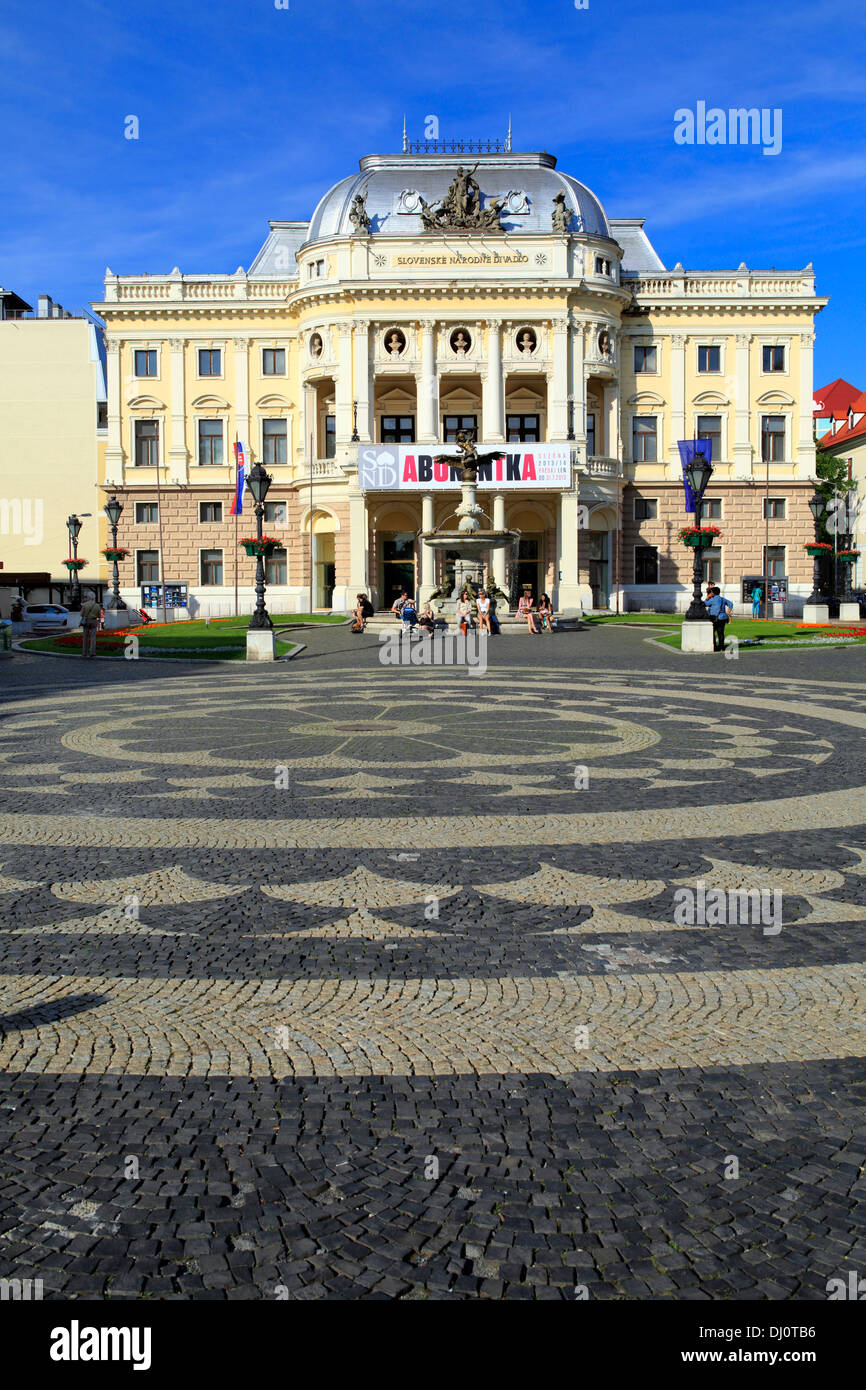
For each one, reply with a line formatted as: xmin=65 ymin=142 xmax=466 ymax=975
xmin=434 ymin=430 xmax=505 ymax=483
xmin=552 ymin=189 xmax=572 ymax=234
xmin=415 ymin=164 xmax=508 ymax=234
xmin=348 ymin=188 xmax=371 ymax=235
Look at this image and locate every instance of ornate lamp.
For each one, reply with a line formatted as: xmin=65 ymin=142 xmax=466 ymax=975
xmin=683 ymin=452 xmax=714 ymax=622
xmin=246 ymin=463 xmax=274 ymax=631
xmin=66 ymin=513 xmax=84 ymax=610
xmin=103 ymin=495 xmax=127 ymax=610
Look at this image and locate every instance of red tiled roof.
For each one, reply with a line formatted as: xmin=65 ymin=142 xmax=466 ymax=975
xmin=818 ymin=415 xmax=866 ymax=450
xmin=814 ymin=378 xmax=861 ymax=419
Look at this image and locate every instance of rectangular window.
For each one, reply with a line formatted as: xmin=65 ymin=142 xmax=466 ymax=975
xmin=135 ymin=502 xmax=159 ymax=524
xmin=506 ymin=414 xmax=540 ymax=442
xmin=324 ymin=415 xmax=336 ymax=459
xmin=134 ymin=349 xmax=157 ymax=377
xmin=262 ymin=348 xmax=285 ymax=376
xmin=263 ymin=418 xmax=288 ymax=464
xmin=134 ymin=419 xmax=159 ymax=467
xmin=198 ymin=348 xmax=222 ymax=376
xmin=200 ymin=549 xmax=223 ymax=586
xmin=265 ymin=546 xmax=288 ymax=585
xmin=632 ymin=417 xmax=657 ymax=461
xmin=703 ymin=497 xmax=722 ymax=520
xmin=199 ymin=501 xmax=223 ymax=523
xmin=634 ymin=345 xmax=657 ymax=373
xmin=703 ymin=547 xmax=722 ymax=584
xmin=136 ymin=550 xmax=159 ymax=583
xmin=198 ymin=419 xmax=224 ymax=466
xmin=761 ymin=415 xmax=786 ymax=462
xmin=698 ymin=345 xmax=721 ymax=373
xmin=595 ymin=256 xmax=612 ymax=276
xmin=634 ymin=545 xmax=659 ymax=584
xmin=764 ymin=545 xmax=786 ymax=579
xmin=763 ymin=345 xmax=785 ymax=373
xmin=443 ymin=415 xmax=478 ymax=442
xmin=97 ymin=401 xmax=108 ymax=430
xmin=381 ymin=415 xmax=415 ymax=443
xmin=264 ymin=501 xmax=288 ymax=525
xmin=763 ymin=497 xmax=787 ymax=520
xmin=634 ymin=497 xmax=658 ymax=521
xmin=586 ymin=412 xmax=596 ymax=456
xmin=696 ymin=415 xmax=722 ymax=463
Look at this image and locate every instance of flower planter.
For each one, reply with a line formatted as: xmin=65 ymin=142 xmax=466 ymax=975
xmin=682 ymin=535 xmax=718 ymax=549
xmin=805 ymin=545 xmax=833 ymax=558
xmin=64 ymin=558 xmax=87 ymax=570
xmin=102 ymin=547 xmax=129 ymax=562
xmin=837 ymin=552 xmax=860 ymax=563
xmin=241 ymin=537 xmax=279 ymax=558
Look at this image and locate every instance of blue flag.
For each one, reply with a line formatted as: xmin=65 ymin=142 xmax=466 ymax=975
xmin=677 ymin=438 xmax=713 ymax=514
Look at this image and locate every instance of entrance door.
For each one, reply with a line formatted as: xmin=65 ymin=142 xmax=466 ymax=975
xmin=381 ymin=533 xmax=416 ymax=607
xmin=516 ymin=535 xmax=542 ymax=599
xmin=589 ymin=531 xmax=609 ymax=608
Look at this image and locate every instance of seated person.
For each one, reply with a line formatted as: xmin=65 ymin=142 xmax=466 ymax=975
xmin=455 ymin=590 xmax=472 ymax=634
xmin=391 ymin=590 xmax=409 ymax=621
xmin=537 ymin=593 xmax=554 ymax=632
xmin=400 ymin=596 xmax=418 ymax=630
xmin=353 ymin=593 xmax=374 ymax=631
xmin=476 ymin=590 xmax=492 ymax=634
xmin=517 ymin=591 xmax=540 ymax=634
xmin=417 ymin=604 xmax=435 ymax=636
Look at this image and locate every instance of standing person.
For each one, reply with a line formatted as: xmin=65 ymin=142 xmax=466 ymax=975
xmin=79 ymin=590 xmax=102 ymax=660
xmin=455 ymin=589 xmax=472 ymax=635
xmin=751 ymin=584 xmax=763 ymax=618
xmin=705 ymin=585 xmax=734 ymax=652
xmin=476 ymin=589 xmax=492 ymax=634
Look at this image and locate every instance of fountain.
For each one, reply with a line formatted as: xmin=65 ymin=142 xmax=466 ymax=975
xmin=421 ymin=432 xmax=518 ymax=605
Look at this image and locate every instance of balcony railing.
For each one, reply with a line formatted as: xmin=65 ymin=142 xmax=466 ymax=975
xmin=584 ymin=456 xmax=620 ymax=477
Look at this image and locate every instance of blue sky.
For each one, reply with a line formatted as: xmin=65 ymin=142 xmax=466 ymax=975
xmin=2 ymin=0 xmax=864 ymax=387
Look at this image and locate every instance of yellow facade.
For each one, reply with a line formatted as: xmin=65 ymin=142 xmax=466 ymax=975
xmin=92 ymin=147 xmax=828 ymax=616
xmin=0 ymin=312 xmax=108 ymax=614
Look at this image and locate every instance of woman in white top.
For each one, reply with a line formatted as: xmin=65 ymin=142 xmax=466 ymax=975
xmin=455 ymin=590 xmax=472 ymax=634
xmin=517 ymin=591 xmax=540 ymax=634
xmin=476 ymin=590 xmax=491 ymax=634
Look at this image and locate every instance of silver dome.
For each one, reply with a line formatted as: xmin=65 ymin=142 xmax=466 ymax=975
xmin=305 ymin=150 xmax=610 ymax=242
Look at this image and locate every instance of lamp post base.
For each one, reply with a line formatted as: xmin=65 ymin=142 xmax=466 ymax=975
xmin=681 ymin=620 xmax=715 ymax=653
xmin=802 ymin=603 xmax=830 ymax=624
xmin=246 ymin=629 xmax=276 ymax=662
xmin=839 ymin=602 xmax=861 ymax=621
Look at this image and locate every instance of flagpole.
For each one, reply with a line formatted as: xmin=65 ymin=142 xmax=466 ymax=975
xmin=234 ymin=436 xmax=239 ymax=619
xmin=309 ymin=430 xmax=314 ymax=613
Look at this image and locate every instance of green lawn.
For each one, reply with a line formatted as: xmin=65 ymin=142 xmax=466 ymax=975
xmin=18 ymin=621 xmax=303 ymax=661
xmin=587 ymin=611 xmax=866 ymax=651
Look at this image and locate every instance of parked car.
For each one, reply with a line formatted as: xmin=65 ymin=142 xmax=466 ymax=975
xmin=17 ymin=603 xmax=81 ymax=633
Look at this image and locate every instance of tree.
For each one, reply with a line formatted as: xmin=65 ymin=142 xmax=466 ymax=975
xmin=814 ymin=451 xmax=857 ymax=542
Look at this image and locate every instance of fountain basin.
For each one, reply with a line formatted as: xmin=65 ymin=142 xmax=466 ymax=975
xmin=422 ymin=530 xmax=517 ymax=558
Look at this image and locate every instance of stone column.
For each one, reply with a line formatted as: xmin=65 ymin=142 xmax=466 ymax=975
xmin=419 ymin=492 xmax=436 ymax=603
xmin=233 ymin=337 xmax=250 ymax=455
xmin=492 ymin=492 xmax=507 ymax=589
xmin=352 ymin=320 xmax=372 ymax=443
xmin=340 ymin=485 xmax=368 ymax=609
xmin=603 ymin=382 xmax=620 ymax=461
xmin=168 ymin=337 xmax=188 ymax=483
xmin=570 ymin=317 xmax=586 ymax=453
xmin=336 ymin=322 xmax=353 ymax=446
xmin=483 ymin=320 xmax=504 ymax=441
xmin=797 ymin=331 xmax=817 ymax=475
xmin=733 ymin=333 xmax=753 ymax=477
xmin=104 ymin=338 xmax=123 ymax=484
xmin=418 ymin=319 xmax=438 ymax=442
xmin=303 ymin=383 xmax=317 ymax=461
xmin=549 ymin=317 xmax=570 ymax=440
xmin=669 ymin=333 xmax=686 ymax=473
xmin=558 ymin=490 xmax=591 ymax=615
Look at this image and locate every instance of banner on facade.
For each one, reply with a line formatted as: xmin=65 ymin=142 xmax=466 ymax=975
xmin=357 ymin=444 xmax=571 ymax=492
xmin=677 ymin=439 xmax=713 ymax=514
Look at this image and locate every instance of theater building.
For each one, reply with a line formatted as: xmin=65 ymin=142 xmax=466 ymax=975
xmin=94 ymin=140 xmax=826 ymax=615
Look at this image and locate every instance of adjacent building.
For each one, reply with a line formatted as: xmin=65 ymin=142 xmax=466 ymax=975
xmin=92 ymin=141 xmax=827 ymax=616
xmin=0 ymin=290 xmax=108 ymax=615
xmin=815 ymin=378 xmax=866 ymax=583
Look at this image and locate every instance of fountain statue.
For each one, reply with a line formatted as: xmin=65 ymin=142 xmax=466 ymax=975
xmin=421 ymin=431 xmax=519 ymax=605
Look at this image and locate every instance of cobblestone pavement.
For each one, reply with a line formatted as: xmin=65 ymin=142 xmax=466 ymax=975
xmin=1 ymin=627 xmax=865 ymax=1299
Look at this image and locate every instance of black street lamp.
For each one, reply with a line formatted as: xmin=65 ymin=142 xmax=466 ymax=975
xmin=246 ymin=461 xmax=274 ymax=631
xmin=66 ymin=514 xmax=83 ymax=610
xmin=351 ymin=400 xmax=360 ymax=443
xmin=683 ymin=451 xmax=714 ymax=622
xmin=103 ymin=495 xmax=127 ymax=611
xmin=566 ymin=393 xmax=575 ymax=442
xmin=805 ymin=493 xmax=827 ymax=606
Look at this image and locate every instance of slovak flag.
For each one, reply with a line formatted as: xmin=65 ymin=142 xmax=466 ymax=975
xmin=230 ymin=442 xmax=249 ymax=515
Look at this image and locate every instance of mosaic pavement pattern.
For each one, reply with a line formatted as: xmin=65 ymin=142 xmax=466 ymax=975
xmin=1 ymin=656 xmax=865 ymax=1299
